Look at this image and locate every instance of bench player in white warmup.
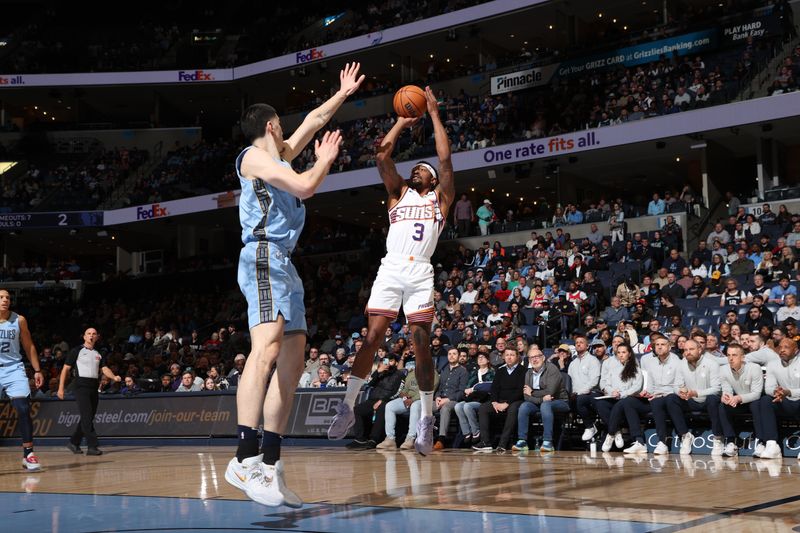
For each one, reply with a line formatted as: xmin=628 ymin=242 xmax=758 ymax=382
xmin=328 ymin=87 xmax=455 ymax=455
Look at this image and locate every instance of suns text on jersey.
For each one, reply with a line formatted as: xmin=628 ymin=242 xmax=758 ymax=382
xmin=390 ymin=204 xmax=434 ymax=223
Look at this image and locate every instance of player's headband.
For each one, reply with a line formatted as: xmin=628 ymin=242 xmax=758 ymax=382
xmin=414 ymin=161 xmax=438 ymax=180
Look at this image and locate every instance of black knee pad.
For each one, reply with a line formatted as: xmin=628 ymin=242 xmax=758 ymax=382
xmin=11 ymin=396 xmax=33 ymax=442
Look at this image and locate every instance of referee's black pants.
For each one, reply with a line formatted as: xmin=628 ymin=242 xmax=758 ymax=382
xmin=71 ymin=381 xmax=100 ymax=448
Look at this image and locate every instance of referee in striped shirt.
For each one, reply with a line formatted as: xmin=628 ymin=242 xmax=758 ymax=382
xmin=57 ymin=328 xmax=120 ymax=455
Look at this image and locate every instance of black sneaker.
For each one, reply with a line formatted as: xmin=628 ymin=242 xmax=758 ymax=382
xmin=363 ymin=440 xmax=377 ymax=449
xmin=472 ymin=441 xmax=493 ymax=452
xmin=463 ymin=434 xmax=473 ymax=447
xmin=85 ymin=448 xmax=103 ymax=456
xmin=345 ymin=440 xmax=368 ymax=450
xmin=67 ymin=443 xmax=83 ymax=454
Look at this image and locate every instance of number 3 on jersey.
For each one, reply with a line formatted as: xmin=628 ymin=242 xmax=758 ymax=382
xmin=412 ymin=223 xmax=424 ymax=241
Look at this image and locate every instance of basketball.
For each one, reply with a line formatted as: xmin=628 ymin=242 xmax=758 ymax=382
xmin=393 ymin=85 xmax=427 ymax=118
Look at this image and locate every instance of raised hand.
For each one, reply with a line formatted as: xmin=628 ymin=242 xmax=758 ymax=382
xmin=315 ymin=130 xmax=343 ymax=163
xmin=396 ymin=116 xmax=422 ymax=129
xmin=424 ymin=86 xmax=440 ymax=118
xmin=339 ymin=62 xmax=366 ymax=96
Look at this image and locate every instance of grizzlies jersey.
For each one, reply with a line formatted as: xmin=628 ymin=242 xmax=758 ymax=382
xmin=236 ymin=146 xmax=305 ymax=252
xmin=0 ymin=312 xmax=21 ymax=365
xmin=386 ymin=187 xmax=445 ymax=260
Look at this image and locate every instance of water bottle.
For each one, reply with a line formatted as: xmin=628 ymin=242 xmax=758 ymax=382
xmin=590 ymin=438 xmax=597 ymax=455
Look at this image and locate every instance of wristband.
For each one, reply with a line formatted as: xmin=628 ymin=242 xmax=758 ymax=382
xmin=34 ymin=370 xmax=42 ymax=373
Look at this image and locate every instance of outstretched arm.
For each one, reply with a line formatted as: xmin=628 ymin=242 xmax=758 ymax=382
xmin=424 ymin=86 xmax=455 ymax=216
xmin=242 ymin=130 xmax=342 ymax=199
xmin=377 ymin=116 xmax=419 ymax=206
xmin=281 ymin=62 xmax=365 ymax=161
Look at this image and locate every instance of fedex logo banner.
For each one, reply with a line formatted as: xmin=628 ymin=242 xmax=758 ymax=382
xmin=295 ymin=48 xmax=325 ymax=64
xmin=178 ymin=70 xmax=215 ymax=82
xmin=136 ymin=204 xmax=169 ymax=220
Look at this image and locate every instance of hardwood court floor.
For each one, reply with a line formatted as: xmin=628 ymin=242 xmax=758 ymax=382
xmin=1 ymin=446 xmax=799 ymax=532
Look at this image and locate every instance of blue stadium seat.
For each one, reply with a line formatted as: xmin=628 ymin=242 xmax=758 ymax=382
xmin=520 ymin=325 xmax=539 ymax=341
xmin=708 ymin=307 xmax=726 ymax=317
xmin=684 ymin=308 xmax=706 ymax=318
xmin=698 ymin=297 xmax=721 ymax=308
xmin=675 ymin=298 xmax=696 ymax=310
xmin=498 ymin=302 xmax=509 ymax=313
xmin=695 ymin=317 xmax=715 ymax=329
xmin=522 ymin=308 xmax=537 ymax=324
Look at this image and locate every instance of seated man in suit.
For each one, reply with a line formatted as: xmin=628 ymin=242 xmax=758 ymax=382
xmin=512 ymin=346 xmax=570 ymax=452
xmin=472 ymin=348 xmax=526 ymax=452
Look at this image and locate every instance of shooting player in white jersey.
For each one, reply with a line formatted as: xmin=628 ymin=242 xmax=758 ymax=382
xmin=328 ymin=87 xmax=455 ymax=455
xmin=0 ymin=289 xmax=43 ymax=470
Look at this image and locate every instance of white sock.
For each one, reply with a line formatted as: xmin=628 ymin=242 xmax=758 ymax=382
xmin=420 ymin=391 xmax=434 ymax=417
xmin=343 ymin=375 xmax=366 ymax=408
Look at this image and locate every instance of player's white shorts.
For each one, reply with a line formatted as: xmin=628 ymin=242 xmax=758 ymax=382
xmin=367 ymin=253 xmax=434 ymax=324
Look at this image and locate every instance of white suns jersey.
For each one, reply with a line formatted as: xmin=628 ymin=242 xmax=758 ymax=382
xmin=386 ymin=187 xmax=445 ymax=260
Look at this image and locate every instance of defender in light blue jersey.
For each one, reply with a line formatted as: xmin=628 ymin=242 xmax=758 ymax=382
xmin=0 ymin=289 xmax=44 ymax=471
xmin=225 ymin=62 xmax=364 ymax=508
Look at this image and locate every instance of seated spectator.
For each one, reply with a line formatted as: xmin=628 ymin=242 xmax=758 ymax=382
xmin=455 ymin=352 xmax=495 ymax=447
xmin=227 ymin=354 xmax=246 ymax=387
xmin=786 ymin=221 xmax=800 ymax=249
xmin=778 ymin=295 xmax=800 ymax=324
xmin=120 ymin=376 xmax=141 ymax=396
xmin=691 ymin=241 xmax=712 ymax=265
xmin=158 ymin=374 xmax=173 ymax=392
xmin=686 ymin=276 xmax=709 ymax=299
xmin=648 ymin=193 xmax=666 ymax=216
xmin=176 ymin=370 xmax=203 ymax=392
xmin=757 ymin=338 xmax=800 ymax=459
xmin=707 ymin=223 xmax=731 ymax=246
xmin=729 ymin=248 xmax=755 ymax=276
xmin=203 ymin=377 xmax=219 ymax=391
xmin=601 ymin=296 xmax=630 ymax=328
xmin=661 ymin=272 xmax=686 ymax=300
xmin=377 ymin=367 xmax=439 ymax=451
xmin=743 ymin=305 xmax=773 ymax=333
xmin=615 ymin=280 xmax=640 ymax=309
xmin=658 ymin=295 xmax=682 ymax=322
xmin=595 ymin=343 xmax=644 ymax=452
xmin=472 ymin=348 xmax=526 ymax=452
xmin=512 ymin=347 xmax=570 ymax=452
xmin=718 ymin=343 xmax=765 ymax=457
xmin=432 ymin=348 xmax=469 ymax=450
xmin=311 ymin=365 xmax=339 ymax=388
xmin=346 ymin=354 xmax=403 ymax=450
xmin=720 ymin=278 xmax=752 ymax=307
xmin=663 ymin=249 xmax=687 ymax=275
xmin=676 ymin=267 xmax=694 ymax=291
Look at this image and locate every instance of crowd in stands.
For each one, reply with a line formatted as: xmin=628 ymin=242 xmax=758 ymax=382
xmin=452 ymin=187 xmax=695 ymax=238
xmin=0 ymin=259 xmax=85 ymax=283
xmin=1 ymin=1 xmax=791 ymax=214
xmin=0 ymin=145 xmax=148 ymax=212
xmin=9 ymin=181 xmax=800 ymax=454
xmin=767 ymin=45 xmax=800 ymax=95
xmin=0 ymin=1 xmax=487 ymax=74
xmin=1 ymin=6 xmax=182 ymax=74
xmin=122 ymin=139 xmax=239 ymax=206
